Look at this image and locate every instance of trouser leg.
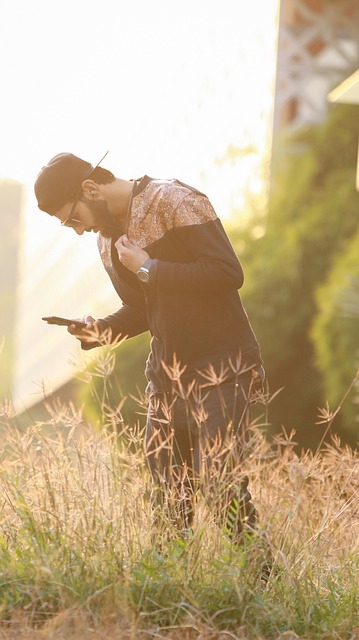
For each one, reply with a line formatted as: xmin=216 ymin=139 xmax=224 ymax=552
xmin=145 ymin=369 xmax=262 ymax=542
xmin=192 ymin=372 xmax=259 ymax=544
xmin=145 ymin=393 xmax=195 ymax=531
xmin=224 ymin=475 xmax=258 ymax=544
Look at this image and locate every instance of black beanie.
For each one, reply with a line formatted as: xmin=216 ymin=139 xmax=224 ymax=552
xmin=34 ymin=153 xmax=94 ymax=215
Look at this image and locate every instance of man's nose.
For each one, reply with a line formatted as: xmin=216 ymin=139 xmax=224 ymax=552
xmin=74 ymin=226 xmax=85 ymax=236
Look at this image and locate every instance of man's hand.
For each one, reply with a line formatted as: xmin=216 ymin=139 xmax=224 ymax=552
xmin=67 ymin=314 xmax=99 ymax=343
xmin=115 ymin=235 xmax=150 ymax=273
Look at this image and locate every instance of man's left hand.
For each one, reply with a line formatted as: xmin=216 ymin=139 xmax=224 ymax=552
xmin=115 ymin=235 xmax=150 ymax=273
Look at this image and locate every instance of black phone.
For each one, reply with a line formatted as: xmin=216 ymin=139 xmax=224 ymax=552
xmin=42 ymin=316 xmax=87 ymax=328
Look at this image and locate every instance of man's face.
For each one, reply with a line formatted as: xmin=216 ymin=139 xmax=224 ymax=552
xmin=56 ymin=196 xmax=124 ymax=238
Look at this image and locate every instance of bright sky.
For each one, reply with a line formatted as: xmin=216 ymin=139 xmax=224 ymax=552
xmin=0 ymin=0 xmax=279 ymax=408
xmin=0 ymin=0 xmax=278 ymax=203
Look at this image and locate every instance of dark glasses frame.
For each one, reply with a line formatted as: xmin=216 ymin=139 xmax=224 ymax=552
xmin=61 ymin=150 xmax=109 ymax=227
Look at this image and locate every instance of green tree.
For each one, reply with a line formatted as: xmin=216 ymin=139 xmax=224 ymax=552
xmin=311 ymin=228 xmax=359 ymax=428
xmin=232 ymin=103 xmax=359 ymax=447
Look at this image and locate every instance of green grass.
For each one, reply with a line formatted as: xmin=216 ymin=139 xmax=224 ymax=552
xmin=0 ymin=388 xmax=358 ymax=639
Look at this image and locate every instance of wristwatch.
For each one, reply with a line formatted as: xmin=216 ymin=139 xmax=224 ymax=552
xmin=136 ymin=258 xmax=152 ymax=283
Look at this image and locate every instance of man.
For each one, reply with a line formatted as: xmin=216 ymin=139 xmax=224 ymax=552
xmin=34 ymin=151 xmax=264 ymax=543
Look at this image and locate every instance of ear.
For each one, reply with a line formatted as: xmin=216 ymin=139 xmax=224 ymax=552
xmin=81 ymin=179 xmax=100 ymax=199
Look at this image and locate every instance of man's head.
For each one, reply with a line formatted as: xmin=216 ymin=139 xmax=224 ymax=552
xmin=34 ymin=151 xmax=122 ymax=237
xmin=35 ymin=153 xmax=96 ymax=215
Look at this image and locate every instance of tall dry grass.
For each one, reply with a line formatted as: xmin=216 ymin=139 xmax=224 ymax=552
xmin=0 ymin=366 xmax=358 ymax=640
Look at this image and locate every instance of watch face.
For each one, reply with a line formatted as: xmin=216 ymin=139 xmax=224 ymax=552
xmin=137 ymin=268 xmax=150 ymax=282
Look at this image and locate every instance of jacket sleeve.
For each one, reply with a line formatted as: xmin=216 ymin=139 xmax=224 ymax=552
xmin=150 ymin=194 xmax=244 ymax=292
xmin=81 ymin=304 xmax=149 ymax=350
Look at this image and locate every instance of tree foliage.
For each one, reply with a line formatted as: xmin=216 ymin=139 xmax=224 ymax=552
xmin=233 ymin=103 xmax=359 ymax=446
xmin=311 ymin=228 xmax=359 ymax=427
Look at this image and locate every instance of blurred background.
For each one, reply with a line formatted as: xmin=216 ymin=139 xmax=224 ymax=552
xmin=1 ymin=0 xmax=358 ymax=448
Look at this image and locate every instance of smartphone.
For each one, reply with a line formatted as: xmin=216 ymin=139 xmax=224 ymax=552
xmin=42 ymin=316 xmax=87 ymax=329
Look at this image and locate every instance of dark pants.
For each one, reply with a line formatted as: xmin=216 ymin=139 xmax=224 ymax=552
xmin=145 ymin=369 xmax=262 ymax=543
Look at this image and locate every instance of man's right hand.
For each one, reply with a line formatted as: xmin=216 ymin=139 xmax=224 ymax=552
xmin=67 ymin=315 xmax=98 ymax=343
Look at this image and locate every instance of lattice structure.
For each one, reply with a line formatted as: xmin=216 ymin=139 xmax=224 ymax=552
xmin=273 ymin=0 xmax=359 ymax=133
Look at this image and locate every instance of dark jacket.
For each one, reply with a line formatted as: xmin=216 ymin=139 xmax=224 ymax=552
xmin=90 ymin=176 xmax=262 ymax=392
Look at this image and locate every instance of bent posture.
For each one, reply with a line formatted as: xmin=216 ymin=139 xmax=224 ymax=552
xmin=35 ymin=152 xmax=264 ymax=541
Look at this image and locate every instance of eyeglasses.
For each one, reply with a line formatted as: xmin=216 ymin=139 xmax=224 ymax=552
xmin=61 ymin=200 xmax=82 ymax=228
xmin=61 ymin=150 xmax=109 ymax=228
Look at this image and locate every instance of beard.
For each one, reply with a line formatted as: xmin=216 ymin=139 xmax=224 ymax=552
xmin=81 ymin=197 xmax=126 ymax=238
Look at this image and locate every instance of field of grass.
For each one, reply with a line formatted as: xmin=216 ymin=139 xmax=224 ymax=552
xmin=0 ymin=379 xmax=358 ymax=640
